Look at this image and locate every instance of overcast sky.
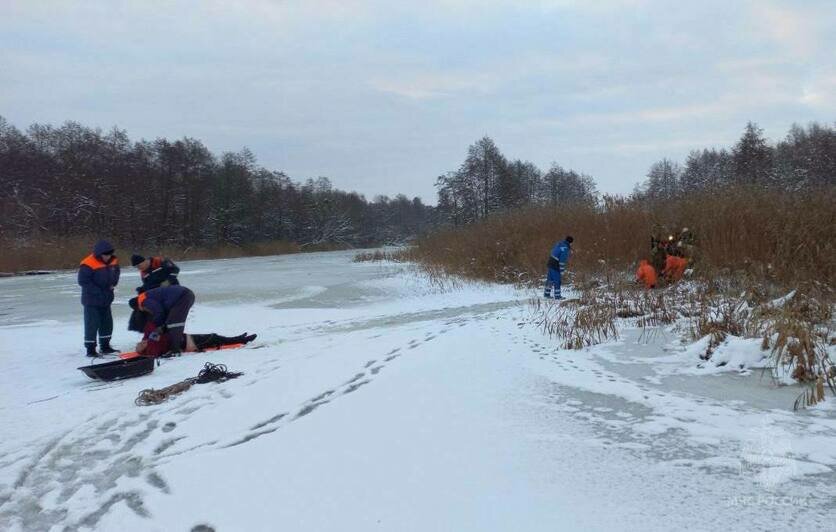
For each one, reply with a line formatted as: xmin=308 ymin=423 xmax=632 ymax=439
xmin=2 ymin=0 xmax=834 ymax=202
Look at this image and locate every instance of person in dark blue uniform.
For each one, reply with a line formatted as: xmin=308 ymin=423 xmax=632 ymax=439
xmin=544 ymin=235 xmax=573 ymax=299
xmin=78 ymin=240 xmax=121 ymax=356
xmin=131 ymin=254 xmax=180 ymax=293
xmin=129 ymin=285 xmax=195 ymax=356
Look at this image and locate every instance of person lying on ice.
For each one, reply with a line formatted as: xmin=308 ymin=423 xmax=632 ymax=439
xmin=129 ymin=310 xmax=256 ymax=357
xmin=128 ymin=285 xmax=195 ymax=355
xmin=131 ymin=254 xmax=180 ymax=293
xmin=78 ymin=239 xmax=121 ymax=356
xmin=544 ymin=235 xmax=573 ymax=299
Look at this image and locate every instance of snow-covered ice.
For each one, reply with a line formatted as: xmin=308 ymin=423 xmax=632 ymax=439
xmin=1 ymin=250 xmax=834 ymax=531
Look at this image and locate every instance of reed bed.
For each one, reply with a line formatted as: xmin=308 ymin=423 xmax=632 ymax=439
xmin=400 ymin=186 xmax=835 ymax=290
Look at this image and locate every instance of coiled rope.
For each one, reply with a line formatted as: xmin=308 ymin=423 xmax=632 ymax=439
xmin=135 ymin=362 xmax=243 ymax=406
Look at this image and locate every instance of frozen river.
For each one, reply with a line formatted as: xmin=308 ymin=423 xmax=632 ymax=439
xmin=1 ymin=250 xmax=834 ymax=531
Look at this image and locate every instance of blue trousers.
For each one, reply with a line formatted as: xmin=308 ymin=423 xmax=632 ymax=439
xmin=544 ymin=267 xmax=562 ymax=298
xmin=164 ymin=288 xmax=195 ymax=352
xmin=83 ymin=305 xmax=113 ymax=347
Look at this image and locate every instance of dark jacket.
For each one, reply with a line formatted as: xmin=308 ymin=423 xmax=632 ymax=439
xmin=78 ymin=240 xmax=120 ymax=307
xmin=138 ymin=285 xmax=191 ymax=326
xmin=137 ymin=256 xmax=180 ymax=293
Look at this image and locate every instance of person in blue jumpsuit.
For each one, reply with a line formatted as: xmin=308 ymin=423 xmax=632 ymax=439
xmin=544 ymin=236 xmax=573 ymax=299
xmin=78 ymin=239 xmax=121 ymax=356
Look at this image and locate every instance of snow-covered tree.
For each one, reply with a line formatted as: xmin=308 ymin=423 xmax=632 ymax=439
xmin=732 ymin=122 xmax=774 ymax=185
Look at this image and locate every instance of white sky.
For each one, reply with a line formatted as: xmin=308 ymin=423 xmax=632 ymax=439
xmin=1 ymin=0 xmax=834 ymax=202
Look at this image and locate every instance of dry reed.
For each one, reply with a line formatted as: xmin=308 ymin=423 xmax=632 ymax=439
xmin=353 ymin=250 xmax=403 ymax=263
xmin=401 ymin=186 xmax=836 ymax=290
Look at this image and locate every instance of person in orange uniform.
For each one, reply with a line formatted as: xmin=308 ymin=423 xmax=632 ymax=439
xmin=662 ymin=254 xmax=688 ymax=283
xmin=78 ymin=240 xmax=120 ymax=356
xmin=636 ymin=259 xmax=657 ymax=289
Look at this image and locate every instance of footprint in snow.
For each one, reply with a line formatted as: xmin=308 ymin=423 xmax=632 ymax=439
xmin=296 ymin=401 xmax=328 ymax=418
xmin=309 ymin=390 xmax=335 ymax=403
xmin=345 ymin=373 xmax=365 ymax=385
xmin=146 ymin=472 xmax=170 ymax=493
xmin=343 ymin=380 xmax=371 ymax=395
xmin=251 ymin=413 xmax=288 ymax=431
xmin=154 ymin=437 xmax=185 ymax=455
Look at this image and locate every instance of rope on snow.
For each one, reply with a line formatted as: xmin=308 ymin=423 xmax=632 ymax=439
xmin=135 ymin=362 xmax=243 ymax=406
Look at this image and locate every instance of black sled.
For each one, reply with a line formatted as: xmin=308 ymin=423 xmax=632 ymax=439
xmin=78 ymin=356 xmax=155 ymax=381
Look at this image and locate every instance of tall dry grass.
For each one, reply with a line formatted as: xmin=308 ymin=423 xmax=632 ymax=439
xmin=0 ymin=237 xmax=301 ymax=273
xmin=401 ymin=186 xmax=836 ymax=291
xmin=353 ymin=250 xmax=403 ymax=263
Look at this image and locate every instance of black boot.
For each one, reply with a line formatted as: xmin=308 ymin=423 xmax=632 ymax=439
xmin=100 ymin=339 xmax=120 ymax=355
xmin=192 ymin=333 xmax=255 ymax=351
xmin=228 ymin=333 xmax=257 ymax=344
xmin=85 ymin=344 xmax=99 ymax=357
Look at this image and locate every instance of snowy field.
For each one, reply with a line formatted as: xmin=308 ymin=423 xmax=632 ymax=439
xmin=1 ymin=250 xmax=834 ymax=531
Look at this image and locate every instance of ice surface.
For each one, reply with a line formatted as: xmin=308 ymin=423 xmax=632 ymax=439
xmin=0 ymin=250 xmax=834 ymax=531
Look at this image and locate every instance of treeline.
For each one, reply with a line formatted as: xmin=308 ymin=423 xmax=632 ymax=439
xmin=435 ymin=136 xmax=597 ymax=226
xmin=636 ymin=122 xmax=836 ymax=199
xmin=0 ymin=116 xmax=433 ymax=250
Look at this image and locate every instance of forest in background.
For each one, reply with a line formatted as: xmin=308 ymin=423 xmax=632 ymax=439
xmin=1 ymin=116 xmax=834 ymax=274
xmin=0 ymin=115 xmax=596 ymax=271
xmin=0 ymin=116 xmax=432 ymax=263
xmin=433 ymin=121 xmax=835 ymax=228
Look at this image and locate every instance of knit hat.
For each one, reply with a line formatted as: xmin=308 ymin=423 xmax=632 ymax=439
xmin=131 ymin=254 xmax=145 ymax=266
xmin=128 ymin=297 xmax=139 ymax=311
xmin=93 ymin=240 xmax=115 ymax=256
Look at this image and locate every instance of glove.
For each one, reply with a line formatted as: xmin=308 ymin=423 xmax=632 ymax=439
xmin=149 ymin=326 xmax=164 ymax=341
